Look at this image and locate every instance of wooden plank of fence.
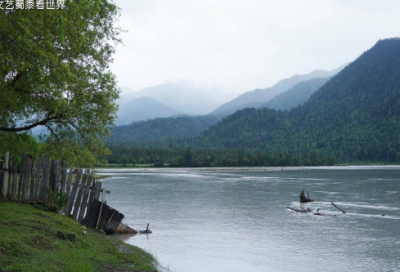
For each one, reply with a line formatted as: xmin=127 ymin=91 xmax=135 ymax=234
xmin=72 ymin=174 xmax=88 ymax=221
xmin=93 ymin=181 xmax=102 ymax=201
xmin=18 ymin=154 xmax=26 ymax=199
xmin=78 ymin=176 xmax=93 ymax=222
xmin=29 ymin=158 xmax=37 ymax=200
xmin=2 ymin=152 xmax=9 ymax=198
xmin=7 ymin=160 xmax=13 ymax=198
xmin=11 ymin=164 xmax=18 ymax=199
xmin=9 ymin=162 xmax=14 ymax=198
xmin=21 ymin=156 xmax=32 ymax=200
xmin=87 ymin=179 xmax=97 ymax=210
xmin=60 ymin=161 xmax=67 ymax=194
xmin=39 ymin=156 xmax=50 ymax=201
xmin=33 ymin=155 xmax=43 ymax=200
xmin=0 ymin=166 xmax=4 ymax=198
xmin=63 ymin=168 xmax=73 ymax=214
xmin=49 ymin=160 xmax=60 ymax=193
xmin=67 ymin=170 xmax=82 ymax=216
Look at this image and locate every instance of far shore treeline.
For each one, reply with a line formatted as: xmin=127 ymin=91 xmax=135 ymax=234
xmin=104 ymin=146 xmax=338 ymax=167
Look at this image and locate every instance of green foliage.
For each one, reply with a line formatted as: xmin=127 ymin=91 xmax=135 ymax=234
xmin=0 ymin=132 xmax=40 ymax=162
xmin=46 ymin=189 xmax=68 ymax=212
xmin=0 ymin=1 xmax=121 ymax=166
xmin=120 ymin=156 xmax=129 ymax=165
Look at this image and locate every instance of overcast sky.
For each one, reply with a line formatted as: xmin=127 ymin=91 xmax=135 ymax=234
xmin=111 ymin=0 xmax=400 ymax=94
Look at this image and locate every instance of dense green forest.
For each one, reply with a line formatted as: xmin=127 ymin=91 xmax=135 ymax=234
xmin=105 ymin=146 xmax=337 ymax=167
xmin=108 ymin=115 xmax=220 ymax=146
xmin=106 ymin=38 xmax=400 ymax=165
xmin=194 ymin=39 xmax=400 ymax=163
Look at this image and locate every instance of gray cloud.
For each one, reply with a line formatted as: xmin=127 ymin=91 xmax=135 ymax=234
xmin=111 ymin=0 xmax=400 ymax=93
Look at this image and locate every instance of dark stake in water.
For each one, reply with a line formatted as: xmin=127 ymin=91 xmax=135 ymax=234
xmin=97 ymin=166 xmax=400 ymax=272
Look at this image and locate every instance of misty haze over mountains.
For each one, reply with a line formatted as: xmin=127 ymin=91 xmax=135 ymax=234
xmin=115 ymin=65 xmax=347 ymax=125
xmin=116 ymin=80 xmax=241 ymax=125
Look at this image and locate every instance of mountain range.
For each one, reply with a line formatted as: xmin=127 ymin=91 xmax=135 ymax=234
xmin=116 ymin=80 xmax=241 ymax=124
xmin=109 ymin=70 xmax=338 ymax=143
xmin=115 ymin=96 xmax=181 ymax=125
xmin=210 ymin=64 xmax=347 ymax=116
xmin=261 ymin=77 xmax=330 ymax=110
xmin=108 ymin=38 xmax=400 ymax=164
xmin=195 ymin=38 xmax=400 ymax=162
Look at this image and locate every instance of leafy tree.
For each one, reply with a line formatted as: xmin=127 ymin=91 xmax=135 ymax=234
xmin=0 ymin=1 xmax=121 ymax=166
xmin=120 ymin=156 xmax=128 ymax=165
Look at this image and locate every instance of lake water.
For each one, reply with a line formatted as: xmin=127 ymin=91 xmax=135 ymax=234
xmin=96 ymin=167 xmax=400 ymax=272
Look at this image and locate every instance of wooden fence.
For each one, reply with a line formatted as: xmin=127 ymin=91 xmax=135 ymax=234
xmin=0 ymin=152 xmax=104 ymax=223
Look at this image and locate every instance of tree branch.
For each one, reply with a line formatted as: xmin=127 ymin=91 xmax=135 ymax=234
xmin=0 ymin=115 xmax=59 ymax=132
xmin=45 ymin=124 xmax=61 ymax=142
xmin=0 ymin=28 xmax=29 ymax=52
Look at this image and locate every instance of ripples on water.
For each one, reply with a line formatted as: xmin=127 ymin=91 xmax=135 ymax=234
xmin=97 ymin=167 xmax=400 ymax=272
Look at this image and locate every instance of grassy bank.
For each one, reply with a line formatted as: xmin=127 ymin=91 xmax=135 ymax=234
xmin=0 ymin=202 xmax=158 ymax=272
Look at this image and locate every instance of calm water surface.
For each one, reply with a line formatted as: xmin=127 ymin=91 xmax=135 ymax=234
xmin=96 ymin=167 xmax=400 ymax=272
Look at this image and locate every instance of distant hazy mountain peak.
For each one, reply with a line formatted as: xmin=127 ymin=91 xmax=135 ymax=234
xmin=210 ymin=63 xmax=347 ymax=116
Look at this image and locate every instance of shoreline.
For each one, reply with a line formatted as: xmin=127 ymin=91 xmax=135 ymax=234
xmin=94 ymin=165 xmax=400 ymax=173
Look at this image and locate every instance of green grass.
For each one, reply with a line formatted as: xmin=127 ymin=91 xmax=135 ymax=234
xmin=0 ymin=201 xmax=158 ymax=272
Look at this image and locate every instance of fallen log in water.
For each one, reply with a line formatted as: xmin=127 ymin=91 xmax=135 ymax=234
xmin=287 ymin=206 xmax=311 ymax=213
xmin=116 ymin=223 xmax=137 ymax=234
xmin=331 ymin=202 xmax=346 ymax=214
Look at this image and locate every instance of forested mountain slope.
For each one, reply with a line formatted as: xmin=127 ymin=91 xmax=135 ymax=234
xmin=261 ymin=77 xmax=330 ymax=110
xmin=109 ymin=115 xmax=220 ymax=146
xmin=196 ymin=38 xmax=400 ymax=163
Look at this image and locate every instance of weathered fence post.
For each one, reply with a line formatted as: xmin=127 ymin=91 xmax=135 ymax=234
xmin=10 ymin=162 xmax=17 ymax=199
xmin=49 ymin=160 xmax=60 ymax=193
xmin=32 ymin=155 xmax=43 ymax=200
xmin=0 ymin=152 xmax=9 ymax=198
xmin=21 ymin=156 xmax=32 ymax=200
xmin=93 ymin=181 xmax=102 ymax=201
xmin=87 ymin=179 xmax=97 ymax=210
xmin=73 ymin=174 xmax=88 ymax=221
xmin=18 ymin=154 xmax=26 ymax=199
xmin=39 ymin=156 xmax=50 ymax=201
xmin=29 ymin=158 xmax=37 ymax=200
xmin=3 ymin=152 xmax=9 ymax=198
xmin=78 ymin=176 xmax=93 ymax=222
xmin=67 ymin=170 xmax=82 ymax=216
xmin=96 ymin=188 xmax=110 ymax=229
xmin=0 ymin=162 xmax=3 ymax=199
xmin=63 ymin=168 xmax=74 ymax=214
